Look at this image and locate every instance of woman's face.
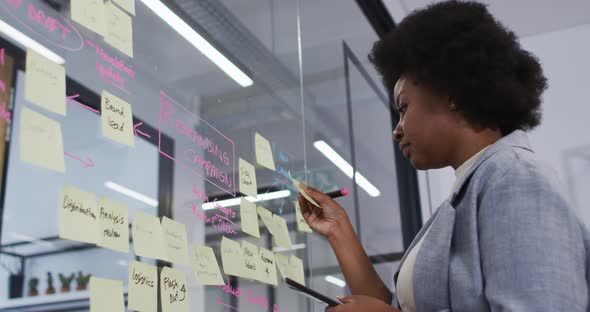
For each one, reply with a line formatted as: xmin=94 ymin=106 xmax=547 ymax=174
xmin=393 ymin=76 xmax=460 ymax=170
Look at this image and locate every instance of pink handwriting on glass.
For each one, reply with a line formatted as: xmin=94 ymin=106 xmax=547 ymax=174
xmin=218 ymin=281 xmax=283 ymax=312
xmin=192 ymin=184 xmax=209 ymax=203
xmin=192 ymin=201 xmax=237 ymax=235
xmin=0 ymin=0 xmax=83 ymax=51
xmin=86 ymin=39 xmax=135 ymax=95
xmin=158 ymin=90 xmax=236 ymax=196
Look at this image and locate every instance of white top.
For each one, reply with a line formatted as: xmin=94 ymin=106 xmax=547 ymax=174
xmin=396 ymin=146 xmax=490 ymax=312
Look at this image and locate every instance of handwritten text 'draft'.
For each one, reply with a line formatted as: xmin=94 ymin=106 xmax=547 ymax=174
xmin=128 ymin=261 xmax=157 ymax=312
xmin=158 ymin=91 xmax=235 ymax=196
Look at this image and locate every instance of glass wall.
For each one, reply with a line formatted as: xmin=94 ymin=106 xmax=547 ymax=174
xmin=0 ymin=1 xmax=404 ymax=311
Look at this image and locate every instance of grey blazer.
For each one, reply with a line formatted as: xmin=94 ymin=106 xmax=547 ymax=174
xmin=394 ymin=130 xmax=590 ymax=311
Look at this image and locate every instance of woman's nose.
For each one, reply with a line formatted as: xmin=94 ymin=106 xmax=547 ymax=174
xmin=393 ymin=123 xmax=403 ymax=142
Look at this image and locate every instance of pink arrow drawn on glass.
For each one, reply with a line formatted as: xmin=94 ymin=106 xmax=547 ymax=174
xmin=66 ymin=94 xmax=100 ymax=114
xmin=64 ymin=152 xmax=95 ymax=168
xmin=133 ymin=122 xmax=151 ymax=138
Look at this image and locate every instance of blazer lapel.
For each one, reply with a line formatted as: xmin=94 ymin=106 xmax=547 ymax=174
xmin=413 ymin=200 xmax=456 ymax=311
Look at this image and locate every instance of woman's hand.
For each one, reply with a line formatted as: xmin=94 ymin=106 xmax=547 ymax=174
xmin=297 ymin=184 xmax=352 ymax=241
xmin=326 ymin=295 xmax=400 ymax=312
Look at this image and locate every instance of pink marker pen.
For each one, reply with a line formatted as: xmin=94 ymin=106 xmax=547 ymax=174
xmin=325 ymin=189 xmax=349 ymax=199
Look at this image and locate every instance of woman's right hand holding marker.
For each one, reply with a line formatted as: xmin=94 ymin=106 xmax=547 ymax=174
xmin=297 ymin=184 xmax=353 ymax=242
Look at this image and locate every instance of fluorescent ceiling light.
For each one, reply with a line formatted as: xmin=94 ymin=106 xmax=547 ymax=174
xmin=313 ymin=141 xmax=381 ymax=197
xmin=272 ymin=243 xmax=306 ymax=253
xmin=202 ymin=190 xmax=291 ymax=210
xmin=324 ymin=275 xmax=346 ymax=288
xmin=104 ymin=181 xmax=159 ymax=207
xmin=139 ymin=0 xmax=253 ymax=87
xmin=0 ymin=19 xmax=65 ymax=64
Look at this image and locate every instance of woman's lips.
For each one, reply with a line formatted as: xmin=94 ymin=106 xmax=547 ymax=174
xmin=401 ymin=144 xmax=410 ymax=158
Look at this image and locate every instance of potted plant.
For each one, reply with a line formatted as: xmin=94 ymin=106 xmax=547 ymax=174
xmin=58 ymin=273 xmax=75 ymax=293
xmin=27 ymin=278 xmax=39 ymax=297
xmin=45 ymin=272 xmax=55 ymax=295
xmin=75 ymin=271 xmax=91 ymax=291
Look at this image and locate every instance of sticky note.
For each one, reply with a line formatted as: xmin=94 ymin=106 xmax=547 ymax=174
xmin=59 ymin=185 xmax=98 ymax=244
xmin=104 ymin=1 xmax=134 ymax=58
xmin=272 ymin=214 xmax=292 ymax=249
xmin=96 ymin=197 xmax=129 ymax=253
xmin=288 ymin=255 xmax=305 ymax=285
xmin=258 ymin=247 xmax=278 ymax=286
xmin=113 ymin=0 xmax=135 ymax=15
xmin=101 ymin=90 xmax=134 ymax=147
xmin=24 ymin=49 xmax=66 ymax=115
xmin=241 ymin=241 xmax=260 ymax=280
xmin=291 ymin=179 xmax=320 ymax=208
xmin=132 ymin=210 xmax=165 ymax=260
xmin=19 ymin=107 xmax=65 ymax=173
xmin=71 ymin=0 xmax=105 ymax=36
xmin=274 ymin=253 xmax=289 ymax=280
xmin=240 ymin=198 xmax=260 ymax=238
xmin=239 ymin=158 xmax=258 ymax=197
xmin=128 ymin=261 xmax=157 ymax=312
xmin=160 ymin=267 xmax=189 ymax=312
xmin=90 ymin=277 xmax=125 ymax=312
xmin=192 ymin=245 xmax=224 ymax=286
xmin=257 ymin=206 xmax=275 ymax=235
xmin=161 ymin=217 xmax=189 ymax=265
xmin=254 ymin=132 xmax=275 ymax=171
xmin=295 ymin=201 xmax=313 ymax=233
xmin=220 ymin=236 xmax=243 ymax=277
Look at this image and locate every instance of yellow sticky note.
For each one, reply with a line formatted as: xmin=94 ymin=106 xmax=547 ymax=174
xmin=161 ymin=217 xmax=189 ymax=265
xmin=19 ymin=107 xmax=65 ymax=172
xmin=274 ymin=253 xmax=289 ymax=280
xmin=254 ymin=132 xmax=275 ymax=171
xmin=240 ymin=198 xmax=260 ymax=238
xmin=288 ymin=255 xmax=305 ymax=285
xmin=71 ymin=0 xmax=105 ymax=36
xmin=291 ymin=179 xmax=320 ymax=208
xmin=59 ymin=185 xmax=98 ymax=244
xmin=239 ymin=158 xmax=258 ymax=197
xmin=258 ymin=247 xmax=278 ymax=286
xmin=272 ymin=214 xmax=292 ymax=249
xmin=105 ymin=1 xmax=133 ymax=57
xmin=132 ymin=210 xmax=165 ymax=260
xmin=257 ymin=206 xmax=275 ymax=235
xmin=96 ymin=197 xmax=129 ymax=253
xmin=101 ymin=90 xmax=134 ymax=147
xmin=241 ymin=241 xmax=260 ymax=280
xmin=220 ymin=236 xmax=243 ymax=277
xmin=128 ymin=261 xmax=157 ymax=312
xmin=192 ymin=245 xmax=224 ymax=286
xmin=90 ymin=277 xmax=125 ymax=312
xmin=160 ymin=267 xmax=189 ymax=312
xmin=295 ymin=201 xmax=313 ymax=233
xmin=113 ymin=0 xmax=135 ymax=15
xmin=24 ymin=49 xmax=66 ymax=115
